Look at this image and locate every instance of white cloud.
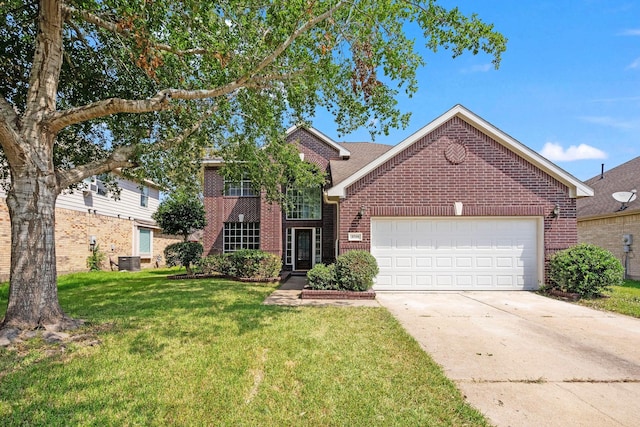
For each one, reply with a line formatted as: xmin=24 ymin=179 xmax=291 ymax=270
xmin=540 ymin=142 xmax=607 ymax=162
xmin=460 ymin=63 xmax=492 ymax=73
xmin=579 ymin=115 xmax=637 ymax=130
xmin=627 ymin=57 xmax=640 ymax=70
xmin=619 ymin=29 xmax=640 ymax=36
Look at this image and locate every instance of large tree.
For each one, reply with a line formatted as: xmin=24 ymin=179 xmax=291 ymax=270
xmin=0 ymin=0 xmax=506 ymax=332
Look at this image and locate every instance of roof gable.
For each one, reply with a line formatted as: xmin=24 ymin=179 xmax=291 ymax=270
xmin=326 ymin=105 xmax=593 ymax=199
xmin=286 ymin=125 xmax=350 ymax=157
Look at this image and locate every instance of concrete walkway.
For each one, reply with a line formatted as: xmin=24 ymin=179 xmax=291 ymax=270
xmin=376 ymin=291 xmax=640 ymax=427
xmin=263 ymin=275 xmax=380 ymax=307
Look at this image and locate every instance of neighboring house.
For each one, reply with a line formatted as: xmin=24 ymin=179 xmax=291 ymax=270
xmin=0 ymin=173 xmax=182 ymax=280
xmin=203 ymin=105 xmax=593 ymax=290
xmin=577 ymin=157 xmax=640 ymax=279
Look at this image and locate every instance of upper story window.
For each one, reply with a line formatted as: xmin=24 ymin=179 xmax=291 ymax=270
xmin=140 ymin=185 xmax=149 ymax=207
xmin=224 ymin=176 xmax=257 ymax=197
xmin=95 ymin=174 xmax=109 ymax=196
xmin=287 ymin=187 xmax=321 ymax=220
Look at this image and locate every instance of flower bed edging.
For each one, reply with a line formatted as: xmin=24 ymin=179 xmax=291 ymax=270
xmin=300 ymin=289 xmax=376 ymax=300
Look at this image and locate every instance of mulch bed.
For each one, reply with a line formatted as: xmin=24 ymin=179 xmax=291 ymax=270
xmin=300 ymin=289 xmax=376 ymax=300
xmin=547 ymin=289 xmax=581 ymax=301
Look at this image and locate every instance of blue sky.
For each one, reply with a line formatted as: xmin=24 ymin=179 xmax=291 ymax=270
xmin=312 ymin=0 xmax=640 ymax=181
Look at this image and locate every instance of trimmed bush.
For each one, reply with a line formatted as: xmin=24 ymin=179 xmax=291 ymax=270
xmin=548 ymin=243 xmax=624 ymax=297
xmin=197 ymin=254 xmax=229 ymax=275
xmin=307 ymin=263 xmax=337 ymax=290
xmin=227 ymin=249 xmax=282 ymax=279
xmin=164 ymin=242 xmax=203 ymax=274
xmin=334 ymin=250 xmax=379 ymax=291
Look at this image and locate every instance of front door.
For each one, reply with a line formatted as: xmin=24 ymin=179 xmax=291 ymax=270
xmin=295 ymin=229 xmax=313 ymax=270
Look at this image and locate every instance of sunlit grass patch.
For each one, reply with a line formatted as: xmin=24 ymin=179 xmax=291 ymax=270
xmin=0 ymin=269 xmax=487 ymax=425
xmin=578 ymin=280 xmax=640 ymax=318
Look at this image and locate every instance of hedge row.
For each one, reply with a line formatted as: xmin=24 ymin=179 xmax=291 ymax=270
xmin=307 ymin=250 xmax=379 ymax=292
xmin=198 ymin=249 xmax=282 ymax=280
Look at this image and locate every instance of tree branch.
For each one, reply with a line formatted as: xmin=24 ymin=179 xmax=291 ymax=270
xmin=24 ymin=0 xmax=64 ymax=120
xmin=249 ymin=1 xmax=346 ymax=78
xmin=56 ymin=144 xmax=136 ymax=189
xmin=148 ymin=107 xmax=217 ymax=152
xmin=62 ymin=4 xmax=208 ymax=56
xmin=47 ymin=91 xmax=172 ymax=133
xmin=56 ymin=106 xmax=216 ymax=189
xmin=49 ymin=2 xmax=345 ymax=133
xmin=0 ymin=96 xmax=26 ymax=166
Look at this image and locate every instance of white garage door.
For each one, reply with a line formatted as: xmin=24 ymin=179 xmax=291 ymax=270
xmin=371 ymin=218 xmax=539 ymax=290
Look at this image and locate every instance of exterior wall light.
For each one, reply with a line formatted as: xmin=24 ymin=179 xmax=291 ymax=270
xmin=551 ymin=204 xmax=560 ymax=218
xmin=358 ymin=205 xmax=366 ymax=218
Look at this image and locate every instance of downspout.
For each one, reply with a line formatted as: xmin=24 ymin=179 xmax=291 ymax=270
xmin=323 ymin=192 xmax=340 ymax=260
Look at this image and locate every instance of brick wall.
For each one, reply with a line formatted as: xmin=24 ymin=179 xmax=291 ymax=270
xmin=0 ymin=203 xmax=181 ymax=281
xmin=204 ymin=128 xmax=341 ymax=264
xmin=338 ymin=117 xmax=577 ymax=282
xmin=578 ymin=213 xmax=640 ymax=279
xmin=282 ymin=129 xmax=340 ymax=265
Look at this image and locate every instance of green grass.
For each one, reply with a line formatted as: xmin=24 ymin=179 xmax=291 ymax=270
xmin=0 ymin=270 xmax=487 ymax=426
xmin=577 ymin=279 xmax=640 ymax=318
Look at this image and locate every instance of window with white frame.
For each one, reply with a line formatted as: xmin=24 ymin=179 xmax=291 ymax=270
xmin=140 ymin=185 xmax=149 ymax=207
xmin=223 ymin=222 xmax=260 ymax=252
xmin=94 ymin=174 xmax=108 ymax=196
xmin=224 ymin=176 xmax=257 ymax=197
xmin=287 ymin=187 xmax=321 ymax=220
xmin=314 ymin=227 xmax=322 ymax=265
xmin=139 ymin=228 xmax=152 ymax=256
xmin=285 ymin=228 xmax=293 ymax=265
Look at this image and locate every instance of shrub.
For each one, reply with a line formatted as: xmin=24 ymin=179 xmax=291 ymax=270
xmin=307 ymin=263 xmax=337 ymax=290
xmin=86 ymin=244 xmax=106 ymax=271
xmin=164 ymin=242 xmax=204 ymax=274
xmin=227 ymin=249 xmax=282 ymax=279
xmin=334 ymin=250 xmax=379 ymax=291
xmin=548 ymin=243 xmax=624 ymax=297
xmin=197 ymin=254 xmax=229 ymax=275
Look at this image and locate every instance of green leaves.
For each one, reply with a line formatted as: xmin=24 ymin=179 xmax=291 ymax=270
xmin=548 ymin=244 xmax=625 ymax=298
xmin=1 ymin=0 xmax=507 ymax=196
xmin=152 ymin=191 xmax=206 ymax=241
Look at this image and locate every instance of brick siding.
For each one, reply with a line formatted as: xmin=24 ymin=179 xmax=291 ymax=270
xmin=0 ymin=202 xmax=181 ymax=281
xmin=338 ymin=117 xmax=577 ymax=283
xmin=578 ymin=213 xmax=640 ymax=279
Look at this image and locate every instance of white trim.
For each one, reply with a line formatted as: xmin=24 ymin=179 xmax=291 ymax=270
xmin=326 ymin=105 xmax=593 ymax=199
xmin=286 ymin=125 xmax=351 ymax=157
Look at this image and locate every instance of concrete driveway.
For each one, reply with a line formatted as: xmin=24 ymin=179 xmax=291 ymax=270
xmin=376 ymin=291 xmax=640 ymax=427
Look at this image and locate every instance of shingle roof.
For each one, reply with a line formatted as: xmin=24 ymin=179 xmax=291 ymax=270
xmin=329 ymin=142 xmax=393 ymax=185
xmin=577 ymin=156 xmax=640 ymax=218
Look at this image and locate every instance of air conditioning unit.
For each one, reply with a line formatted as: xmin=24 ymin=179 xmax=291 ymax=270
xmin=623 ymin=234 xmax=633 ymax=246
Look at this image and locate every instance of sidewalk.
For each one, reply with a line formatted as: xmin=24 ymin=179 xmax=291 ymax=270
xmin=263 ymin=275 xmax=380 ymax=307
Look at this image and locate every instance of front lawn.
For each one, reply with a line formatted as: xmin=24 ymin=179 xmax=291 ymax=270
xmin=577 ymin=279 xmax=640 ymax=318
xmin=0 ymin=270 xmax=487 ymax=426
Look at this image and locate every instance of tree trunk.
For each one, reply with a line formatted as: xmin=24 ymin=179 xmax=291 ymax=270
xmin=1 ymin=172 xmax=73 ymax=330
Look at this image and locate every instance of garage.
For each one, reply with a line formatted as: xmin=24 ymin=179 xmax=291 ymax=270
xmin=371 ymin=218 xmax=541 ymax=290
